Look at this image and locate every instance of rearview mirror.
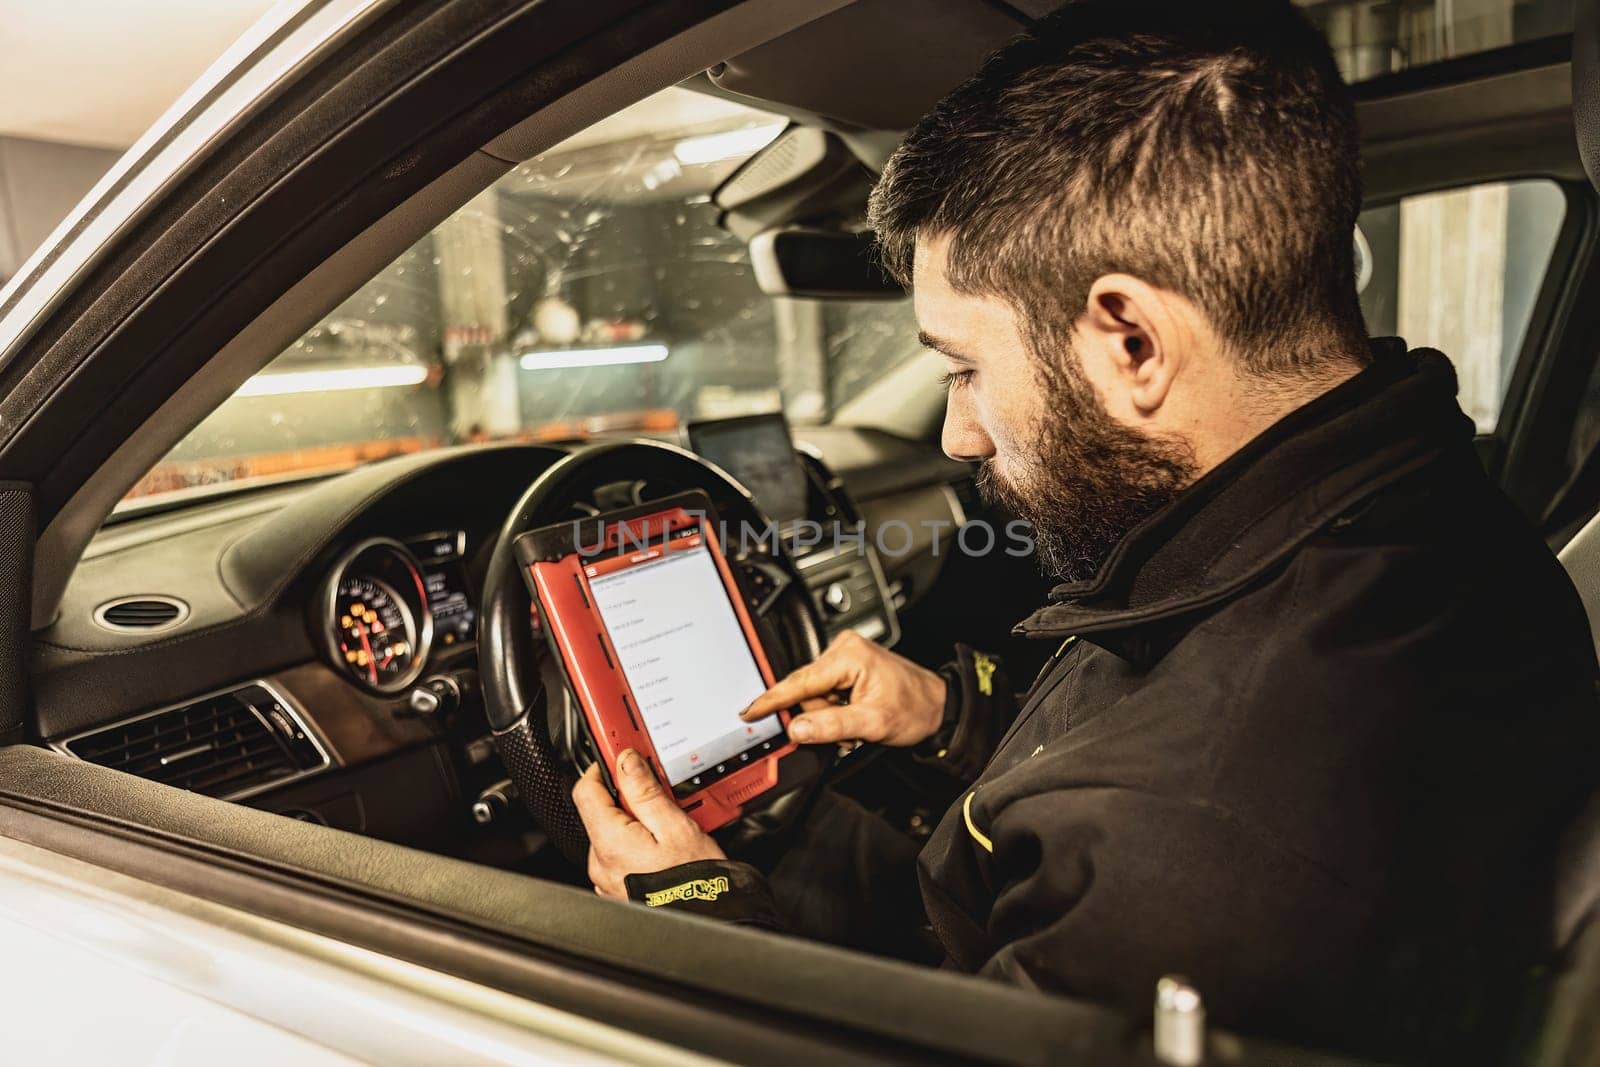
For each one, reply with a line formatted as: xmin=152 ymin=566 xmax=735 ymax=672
xmin=748 ymin=227 xmax=904 ymax=301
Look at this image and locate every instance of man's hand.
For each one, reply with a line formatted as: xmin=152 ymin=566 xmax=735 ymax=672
xmin=741 ymin=630 xmax=947 ymax=747
xmin=572 ymin=748 xmax=725 ymax=898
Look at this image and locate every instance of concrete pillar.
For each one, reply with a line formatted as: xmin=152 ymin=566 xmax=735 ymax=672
xmin=0 ymin=135 xmax=121 ymax=283
xmin=1398 ymin=184 xmax=1509 ymax=432
xmin=434 ymin=185 xmax=520 ymax=439
xmin=1315 ymin=0 xmax=1400 ymax=81
xmin=1392 ymin=0 xmax=1515 ymax=434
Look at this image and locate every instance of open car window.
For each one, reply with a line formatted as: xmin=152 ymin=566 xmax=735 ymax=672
xmin=121 ymin=87 xmax=919 ymax=511
xmin=1356 ymin=178 xmax=1567 ymax=434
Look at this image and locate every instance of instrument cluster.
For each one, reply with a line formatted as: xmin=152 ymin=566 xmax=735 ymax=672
xmin=319 ymin=531 xmax=476 ymax=693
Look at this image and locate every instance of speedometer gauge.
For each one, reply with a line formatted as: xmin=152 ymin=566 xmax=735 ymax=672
xmin=319 ymin=539 xmax=434 ymax=693
xmin=334 ymin=575 xmax=416 ymax=688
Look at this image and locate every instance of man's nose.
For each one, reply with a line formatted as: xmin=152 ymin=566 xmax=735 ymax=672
xmin=941 ymin=394 xmax=994 ymax=462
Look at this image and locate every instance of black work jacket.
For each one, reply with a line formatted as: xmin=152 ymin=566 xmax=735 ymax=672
xmin=629 ymin=343 xmax=1600 ymax=1057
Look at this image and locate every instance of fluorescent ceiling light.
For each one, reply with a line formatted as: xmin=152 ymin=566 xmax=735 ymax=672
xmin=672 ymin=123 xmax=786 ymax=165
xmin=519 ymin=344 xmax=669 ymax=371
xmin=235 ymin=364 xmax=428 ymax=397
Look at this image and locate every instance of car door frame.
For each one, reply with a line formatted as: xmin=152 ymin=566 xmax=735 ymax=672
xmin=1350 ymin=43 xmax=1600 ymax=526
xmin=0 ymin=743 xmax=1373 ymax=1065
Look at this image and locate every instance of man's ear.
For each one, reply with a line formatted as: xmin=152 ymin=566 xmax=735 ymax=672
xmin=1080 ymin=274 xmax=1181 ymax=418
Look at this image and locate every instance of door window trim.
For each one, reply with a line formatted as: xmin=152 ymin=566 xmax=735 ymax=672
xmin=1356 ymin=174 xmax=1595 ymax=519
xmin=1495 ymin=179 xmax=1600 ymax=525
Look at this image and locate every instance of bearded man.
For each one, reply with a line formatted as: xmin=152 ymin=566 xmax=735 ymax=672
xmin=569 ymin=0 xmax=1600 ymax=1056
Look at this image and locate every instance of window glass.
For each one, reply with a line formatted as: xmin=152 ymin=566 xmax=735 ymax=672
xmin=821 ymin=298 xmax=923 ymax=407
xmin=1299 ymin=0 xmax=1571 ymax=83
xmin=126 ymin=88 xmax=918 ymax=508
xmin=1357 ymin=178 xmax=1565 ymax=433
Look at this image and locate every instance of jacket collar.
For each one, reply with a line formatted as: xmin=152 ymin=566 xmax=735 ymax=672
xmin=1016 ymin=339 xmax=1476 ymax=643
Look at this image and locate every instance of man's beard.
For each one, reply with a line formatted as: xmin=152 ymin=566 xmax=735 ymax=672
xmin=977 ymin=358 xmax=1198 ymax=583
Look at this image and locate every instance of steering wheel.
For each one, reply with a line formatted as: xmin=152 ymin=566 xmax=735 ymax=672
xmin=478 ymin=439 xmax=826 ymax=866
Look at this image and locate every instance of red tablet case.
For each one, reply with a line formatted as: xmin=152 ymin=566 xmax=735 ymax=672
xmin=519 ymin=498 xmax=796 ymax=832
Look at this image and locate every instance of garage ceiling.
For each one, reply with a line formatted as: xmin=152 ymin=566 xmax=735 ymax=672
xmin=0 ymin=0 xmax=274 ymax=148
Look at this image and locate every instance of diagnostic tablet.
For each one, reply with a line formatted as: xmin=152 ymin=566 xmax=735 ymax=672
xmin=515 ymin=491 xmax=797 ymax=832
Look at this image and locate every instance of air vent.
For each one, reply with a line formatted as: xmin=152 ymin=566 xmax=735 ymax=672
xmin=58 ymin=684 xmax=330 ymax=801
xmin=93 ymin=595 xmax=189 ymax=632
xmin=797 ymin=451 xmax=861 ymax=527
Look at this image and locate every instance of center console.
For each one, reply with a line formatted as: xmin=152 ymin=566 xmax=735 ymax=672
xmin=789 ymin=448 xmax=900 ymax=645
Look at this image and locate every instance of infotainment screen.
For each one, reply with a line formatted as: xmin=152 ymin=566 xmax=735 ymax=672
xmin=585 ymin=527 xmax=783 ymax=790
xmin=686 ymin=413 xmax=809 ymax=525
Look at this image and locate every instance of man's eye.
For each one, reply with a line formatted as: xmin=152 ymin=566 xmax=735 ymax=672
xmin=939 ymin=369 xmax=974 ymax=390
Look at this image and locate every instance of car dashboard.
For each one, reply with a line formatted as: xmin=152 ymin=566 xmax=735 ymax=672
xmin=29 ymin=428 xmax=982 ymax=862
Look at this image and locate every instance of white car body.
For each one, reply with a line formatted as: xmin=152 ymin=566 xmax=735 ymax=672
xmin=0 ymin=831 xmax=697 ymax=1064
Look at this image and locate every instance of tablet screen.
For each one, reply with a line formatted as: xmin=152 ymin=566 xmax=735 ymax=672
xmin=586 ymin=530 xmax=784 ymax=791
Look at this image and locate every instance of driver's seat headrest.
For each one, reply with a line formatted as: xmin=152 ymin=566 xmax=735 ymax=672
xmin=1576 ymin=1 xmax=1600 ymax=191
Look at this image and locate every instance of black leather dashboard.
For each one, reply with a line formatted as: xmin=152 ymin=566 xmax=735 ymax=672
xmin=33 ymin=444 xmax=565 ymax=737
xmin=30 ymin=429 xmax=974 ymax=796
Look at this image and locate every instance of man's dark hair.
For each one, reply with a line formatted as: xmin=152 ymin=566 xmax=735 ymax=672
xmin=869 ymin=0 xmax=1366 ymax=375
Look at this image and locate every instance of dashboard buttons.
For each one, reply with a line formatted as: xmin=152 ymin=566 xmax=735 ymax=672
xmin=823 ymin=581 xmax=852 ymax=615
xmin=408 ymin=686 xmax=442 ymax=718
xmin=401 ymin=670 xmax=477 ymax=721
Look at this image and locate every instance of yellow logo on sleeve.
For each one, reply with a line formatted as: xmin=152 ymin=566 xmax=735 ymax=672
xmin=972 ymin=652 xmax=996 ymax=696
xmin=643 ymin=876 xmax=731 ymax=907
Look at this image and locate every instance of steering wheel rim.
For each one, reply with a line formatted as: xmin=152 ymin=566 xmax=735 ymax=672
xmin=479 ymin=438 xmax=825 ymax=866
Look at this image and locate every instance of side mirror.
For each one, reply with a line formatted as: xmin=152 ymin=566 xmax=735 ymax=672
xmin=748 ymin=227 xmax=904 ymax=300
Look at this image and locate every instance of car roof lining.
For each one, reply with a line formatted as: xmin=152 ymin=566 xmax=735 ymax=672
xmin=700 ymin=0 xmax=1028 ymax=130
xmin=1361 ymin=61 xmax=1584 ymax=200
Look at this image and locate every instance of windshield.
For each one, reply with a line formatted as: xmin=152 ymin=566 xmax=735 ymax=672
xmin=125 ymin=88 xmax=918 ymax=508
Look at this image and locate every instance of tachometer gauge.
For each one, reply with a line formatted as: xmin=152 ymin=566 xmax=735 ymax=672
xmin=334 ymin=575 xmax=416 ymax=688
xmin=319 ymin=539 xmax=434 ymax=693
